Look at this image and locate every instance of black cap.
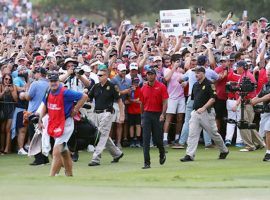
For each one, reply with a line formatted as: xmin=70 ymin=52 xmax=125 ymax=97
xmin=236 ymin=60 xmax=248 ymax=68
xmin=34 ymin=67 xmax=47 ymax=75
xmin=146 ymin=67 xmax=156 ymax=74
xmin=47 ymin=71 xmax=59 ymax=81
xmin=192 ymin=66 xmax=206 ymax=73
xmin=197 ymin=55 xmax=208 ymax=66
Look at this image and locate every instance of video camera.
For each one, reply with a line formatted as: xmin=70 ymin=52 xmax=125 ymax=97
xmin=224 ymin=75 xmax=257 ymax=129
xmin=253 ymin=104 xmax=270 ymax=113
xmin=226 ymin=77 xmax=256 ymax=93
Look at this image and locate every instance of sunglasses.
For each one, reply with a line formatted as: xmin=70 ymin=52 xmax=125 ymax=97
xmin=97 ymin=74 xmax=105 ymax=77
xmin=4 ymin=78 xmax=11 ymax=81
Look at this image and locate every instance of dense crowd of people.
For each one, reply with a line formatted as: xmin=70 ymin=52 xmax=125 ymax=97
xmin=1 ymin=1 xmax=270 ymax=173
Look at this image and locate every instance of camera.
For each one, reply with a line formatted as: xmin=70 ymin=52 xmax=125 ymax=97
xmin=226 ymin=77 xmax=256 ymax=93
xmin=74 ymin=65 xmax=84 ymax=76
xmin=225 ymin=76 xmax=257 ymax=129
xmin=254 ymin=104 xmax=270 ymax=113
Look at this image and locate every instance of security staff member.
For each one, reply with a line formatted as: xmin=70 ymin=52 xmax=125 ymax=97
xmin=251 ymin=65 xmax=270 ymax=161
xmin=88 ymin=68 xmax=124 ymax=166
xmin=140 ymin=67 xmax=168 ymax=169
xmin=180 ymin=66 xmax=229 ymax=162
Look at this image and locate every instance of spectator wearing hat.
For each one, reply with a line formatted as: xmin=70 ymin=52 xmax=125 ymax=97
xmin=225 ymin=64 xmax=244 ymax=147
xmin=89 ymin=59 xmax=104 ymax=83
xmin=126 ymin=62 xmax=143 ymax=84
xmin=21 ymin=67 xmax=50 ymax=162
xmin=180 ymin=66 xmax=229 ymax=162
xmin=153 ymin=56 xmax=166 ymax=84
xmin=111 ymin=63 xmax=132 ymax=148
xmin=214 ymin=56 xmax=230 ymax=137
xmin=140 ymin=67 xmax=168 ymax=169
xmin=125 ymin=77 xmax=142 ymax=147
xmin=233 ymin=61 xmax=265 ymax=152
xmin=59 ymin=58 xmax=90 ymax=92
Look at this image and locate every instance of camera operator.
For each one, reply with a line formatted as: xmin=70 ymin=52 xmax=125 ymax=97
xmin=59 ymin=58 xmax=90 ymax=92
xmin=251 ymin=65 xmax=270 ymax=161
xmin=233 ymin=61 xmax=265 ymax=152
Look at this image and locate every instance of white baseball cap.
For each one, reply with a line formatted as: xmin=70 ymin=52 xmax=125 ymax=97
xmin=129 ymin=62 xmax=138 ymax=70
xmin=117 ymin=63 xmax=127 ymax=71
xmin=153 ymin=56 xmax=162 ymax=62
xmin=81 ymin=65 xmax=91 ymax=73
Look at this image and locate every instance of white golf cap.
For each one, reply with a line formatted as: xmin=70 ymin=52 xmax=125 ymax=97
xmin=129 ymin=62 xmax=138 ymax=70
xmin=117 ymin=63 xmax=127 ymax=71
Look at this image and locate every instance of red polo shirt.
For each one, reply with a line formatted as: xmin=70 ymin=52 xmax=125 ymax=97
xmin=256 ymin=68 xmax=268 ymax=94
xmin=140 ymin=81 xmax=169 ymax=112
xmin=215 ymin=66 xmax=231 ymax=100
xmin=127 ymin=87 xmax=142 ymax=114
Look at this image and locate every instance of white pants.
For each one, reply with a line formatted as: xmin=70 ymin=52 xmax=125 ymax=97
xmin=225 ymin=99 xmax=243 ymax=143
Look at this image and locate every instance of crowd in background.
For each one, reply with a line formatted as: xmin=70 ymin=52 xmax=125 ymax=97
xmin=1 ymin=0 xmax=270 ymax=158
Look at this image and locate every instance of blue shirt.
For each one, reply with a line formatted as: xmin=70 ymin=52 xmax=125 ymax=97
xmin=43 ymin=86 xmax=83 ymax=118
xmin=13 ymin=76 xmax=26 ymax=88
xmin=27 ymin=78 xmax=49 ymax=113
xmin=111 ymin=75 xmax=131 ymax=100
xmin=182 ymin=67 xmax=219 ymax=95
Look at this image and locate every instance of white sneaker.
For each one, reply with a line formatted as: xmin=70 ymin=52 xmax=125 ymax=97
xmin=87 ymin=145 xmax=95 ymax=153
xmin=18 ymin=148 xmax=28 ymax=155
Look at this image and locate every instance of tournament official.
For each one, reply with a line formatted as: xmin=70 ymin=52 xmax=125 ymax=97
xmin=180 ymin=66 xmax=229 ymax=162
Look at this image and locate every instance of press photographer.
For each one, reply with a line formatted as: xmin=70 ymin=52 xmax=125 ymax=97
xmin=59 ymin=58 xmax=90 ymax=92
xmin=226 ymin=61 xmax=265 ymax=152
xmin=250 ymin=65 xmax=270 ymax=161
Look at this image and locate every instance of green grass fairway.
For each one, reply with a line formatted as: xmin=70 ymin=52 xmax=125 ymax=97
xmin=0 ymin=146 xmax=270 ymax=200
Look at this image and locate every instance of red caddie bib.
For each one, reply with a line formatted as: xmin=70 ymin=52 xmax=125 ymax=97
xmin=47 ymin=87 xmax=66 ymax=138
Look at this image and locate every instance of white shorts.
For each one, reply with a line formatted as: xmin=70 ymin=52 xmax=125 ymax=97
xmin=166 ymin=97 xmax=185 ymax=114
xmin=259 ymin=113 xmax=270 ymax=138
xmin=54 ymin=117 xmax=74 ymax=146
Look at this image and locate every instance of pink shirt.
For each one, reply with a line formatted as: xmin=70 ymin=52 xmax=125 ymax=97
xmin=164 ymin=68 xmax=184 ymax=100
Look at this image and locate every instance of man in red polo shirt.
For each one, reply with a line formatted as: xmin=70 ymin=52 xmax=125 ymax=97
xmin=214 ymin=56 xmax=230 ymax=136
xmin=140 ymin=67 xmax=169 ymax=169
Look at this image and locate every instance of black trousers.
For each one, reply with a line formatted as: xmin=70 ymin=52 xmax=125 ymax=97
xmin=28 ymin=122 xmax=48 ymax=163
xmin=142 ymin=112 xmax=165 ymax=165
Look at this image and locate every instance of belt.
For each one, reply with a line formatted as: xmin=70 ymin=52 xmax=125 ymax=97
xmin=94 ymin=109 xmax=113 ymax=114
xmin=228 ymin=98 xmax=236 ymax=100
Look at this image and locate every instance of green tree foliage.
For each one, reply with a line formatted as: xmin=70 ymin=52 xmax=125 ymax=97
xmin=39 ymin=0 xmax=270 ymax=23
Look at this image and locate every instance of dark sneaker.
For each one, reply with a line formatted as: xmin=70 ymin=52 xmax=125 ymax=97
xmin=111 ymin=153 xmax=124 ymax=163
xmin=71 ymin=151 xmax=79 ymax=162
xmin=29 ymin=160 xmax=49 ymax=166
xmin=180 ymin=155 xmax=193 ymax=162
xmin=219 ymin=151 xmax=229 ymax=159
xmin=159 ymin=153 xmax=166 ymax=165
xmin=142 ymin=164 xmax=151 ymax=169
xmin=263 ymin=153 xmax=270 ymax=162
xmin=88 ymin=162 xmax=100 ymax=166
